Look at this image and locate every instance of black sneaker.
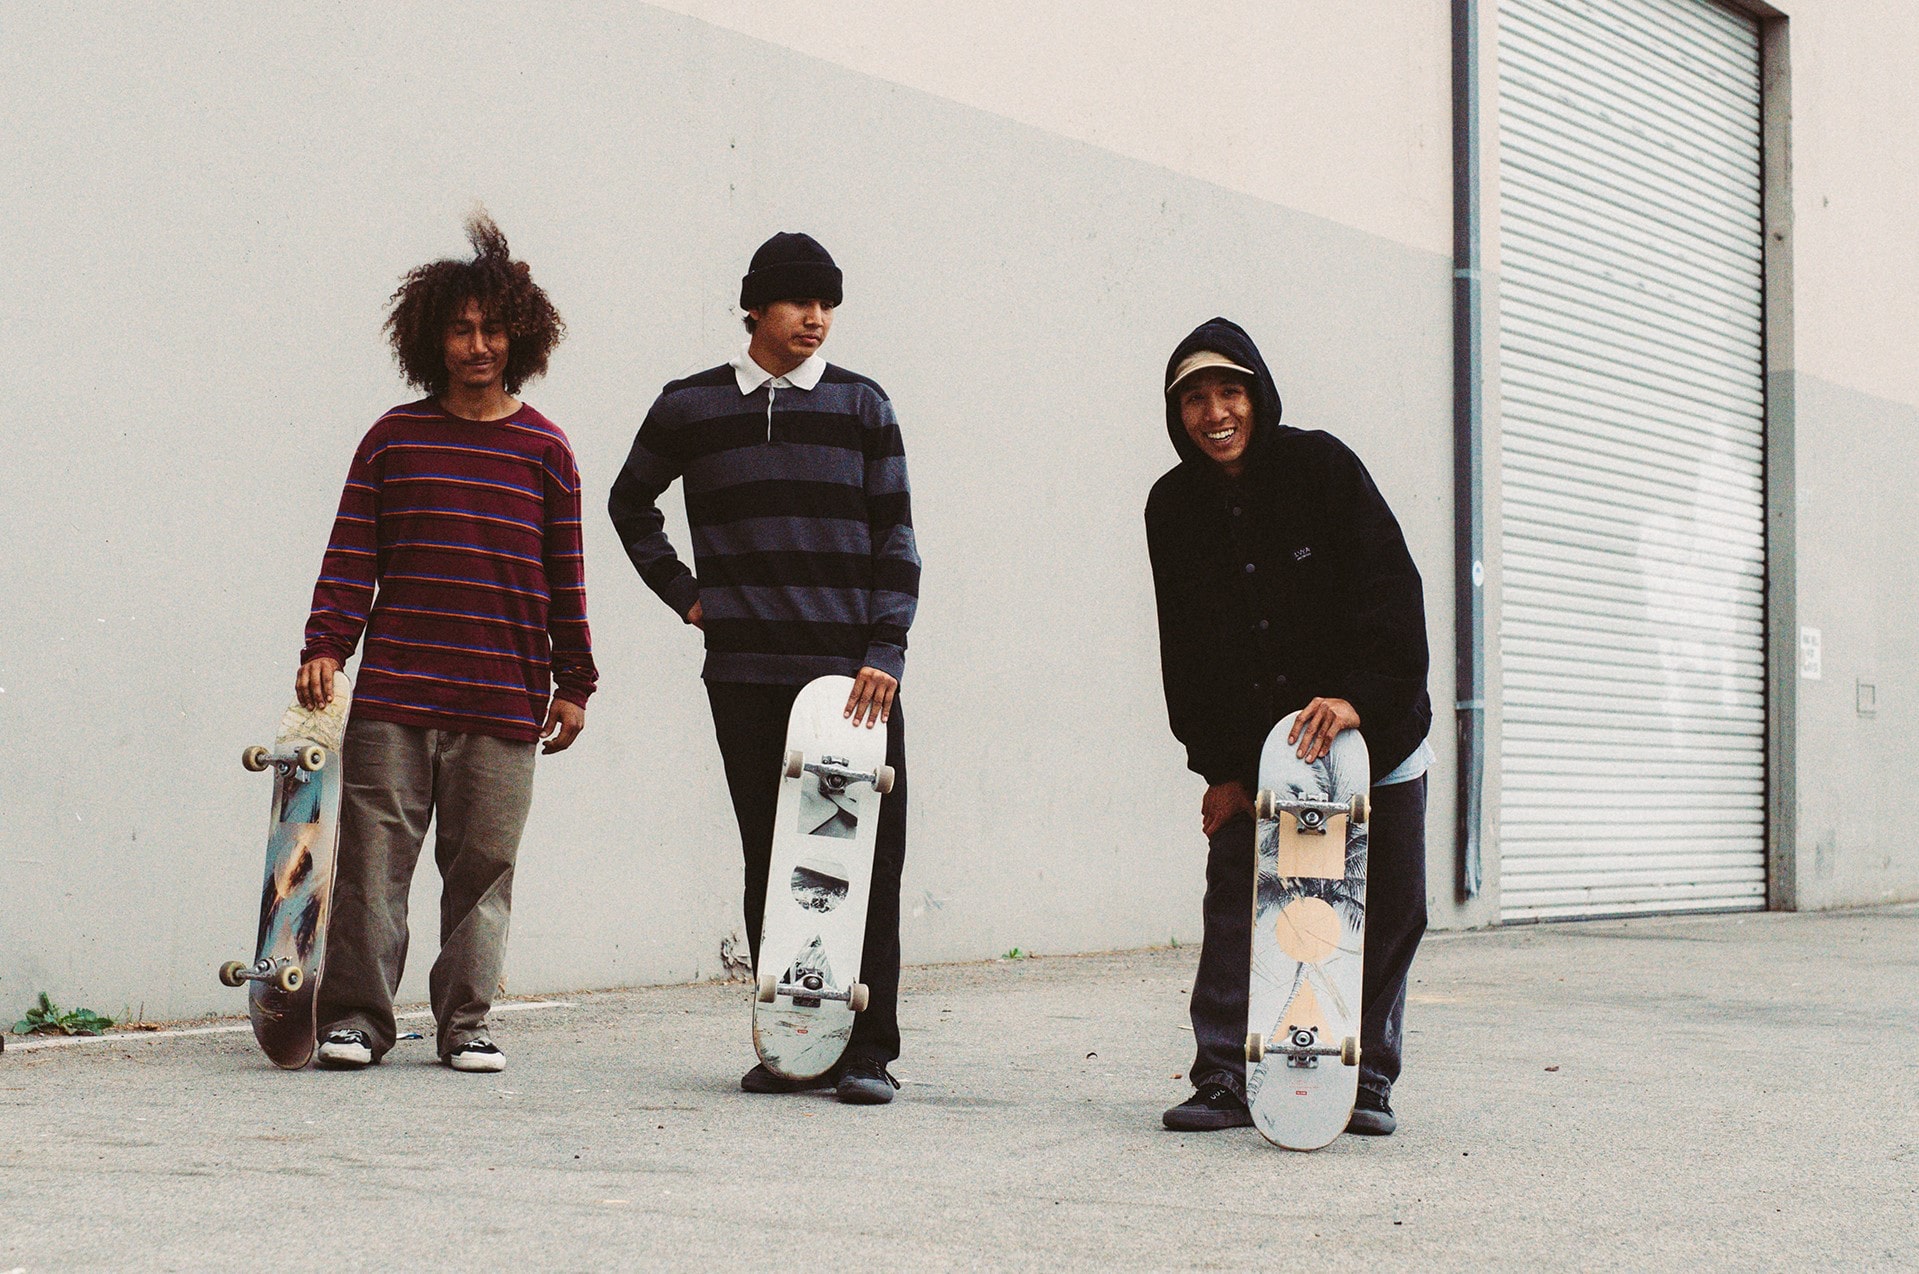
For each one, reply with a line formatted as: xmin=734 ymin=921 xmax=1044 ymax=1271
xmin=740 ymin=1062 xmax=836 ymax=1094
xmin=1346 ymin=1088 xmax=1397 ymax=1136
xmin=446 ymin=1038 xmax=505 ymax=1073
xmin=1162 ymin=1083 xmax=1252 ymax=1131
xmin=316 ymin=1029 xmax=373 ymax=1069
xmin=835 ymin=1055 xmax=900 ymax=1105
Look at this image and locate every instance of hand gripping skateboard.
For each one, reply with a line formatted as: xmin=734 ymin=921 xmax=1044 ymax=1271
xmin=1245 ymin=710 xmax=1369 ymax=1149
xmin=219 ymin=672 xmax=351 ymax=1069
xmin=752 ymin=675 xmax=895 ymax=1080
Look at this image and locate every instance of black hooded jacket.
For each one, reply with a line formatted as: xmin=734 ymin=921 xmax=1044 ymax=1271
xmin=1145 ymin=317 xmax=1432 ymax=787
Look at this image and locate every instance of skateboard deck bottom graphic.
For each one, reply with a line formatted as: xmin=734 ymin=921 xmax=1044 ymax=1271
xmin=752 ymin=676 xmax=888 ymax=1080
xmin=222 ymin=674 xmax=351 ymax=1069
xmin=1246 ymin=710 xmax=1369 ymax=1150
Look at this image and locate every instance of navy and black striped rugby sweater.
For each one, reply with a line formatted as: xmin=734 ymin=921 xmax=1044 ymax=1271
xmin=608 ymin=364 xmax=920 ymax=685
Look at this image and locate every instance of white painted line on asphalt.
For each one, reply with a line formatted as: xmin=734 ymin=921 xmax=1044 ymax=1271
xmin=3 ymin=1000 xmax=577 ymax=1054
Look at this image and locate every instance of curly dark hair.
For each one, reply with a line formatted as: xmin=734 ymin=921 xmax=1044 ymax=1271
xmin=384 ymin=210 xmax=564 ymax=395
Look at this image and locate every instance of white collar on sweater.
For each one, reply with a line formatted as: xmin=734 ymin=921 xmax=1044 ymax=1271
xmin=731 ymin=341 xmax=826 ymax=395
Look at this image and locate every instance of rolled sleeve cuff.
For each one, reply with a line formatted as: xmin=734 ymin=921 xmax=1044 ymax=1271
xmin=861 ymin=641 xmax=906 ymax=683
xmin=662 ymin=573 xmax=701 ymax=621
xmin=299 ymin=640 xmax=353 ymax=667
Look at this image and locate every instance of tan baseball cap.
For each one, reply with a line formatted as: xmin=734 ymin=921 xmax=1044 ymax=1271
xmin=1166 ymin=350 xmax=1257 ymax=394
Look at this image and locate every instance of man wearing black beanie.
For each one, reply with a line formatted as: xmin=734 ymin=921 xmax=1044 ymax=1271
xmin=609 ymin=232 xmax=920 ymax=1105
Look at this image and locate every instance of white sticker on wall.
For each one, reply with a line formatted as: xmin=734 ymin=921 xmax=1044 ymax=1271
xmin=1799 ymin=627 xmax=1823 ymax=680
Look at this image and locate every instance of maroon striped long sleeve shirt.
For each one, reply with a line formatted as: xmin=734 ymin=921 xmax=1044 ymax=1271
xmin=301 ymin=398 xmax=598 ymax=742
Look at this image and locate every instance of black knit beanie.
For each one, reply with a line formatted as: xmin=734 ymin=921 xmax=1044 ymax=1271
xmin=739 ymin=232 xmax=843 ymax=310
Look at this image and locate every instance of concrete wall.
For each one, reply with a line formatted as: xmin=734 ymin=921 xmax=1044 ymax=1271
xmin=0 ymin=2 xmax=1459 ymax=1019
xmin=1767 ymin=0 xmax=1919 ymax=908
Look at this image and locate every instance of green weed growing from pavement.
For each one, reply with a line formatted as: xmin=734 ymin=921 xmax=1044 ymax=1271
xmin=12 ymin=992 xmax=114 ymax=1036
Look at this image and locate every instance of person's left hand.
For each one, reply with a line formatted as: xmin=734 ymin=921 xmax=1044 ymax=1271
xmin=541 ymin=699 xmax=586 ymax=754
xmin=1288 ymin=697 xmax=1360 ymax=763
xmin=844 ymin=667 xmax=898 ymax=728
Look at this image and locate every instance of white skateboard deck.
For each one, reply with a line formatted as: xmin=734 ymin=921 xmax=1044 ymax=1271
xmin=1246 ymin=711 xmax=1369 ymax=1150
xmin=752 ymin=676 xmax=891 ymax=1080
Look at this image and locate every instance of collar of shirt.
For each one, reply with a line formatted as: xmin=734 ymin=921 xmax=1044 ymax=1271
xmin=730 ymin=342 xmax=826 ymax=396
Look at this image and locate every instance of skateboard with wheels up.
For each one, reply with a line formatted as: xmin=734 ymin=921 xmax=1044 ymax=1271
xmin=219 ymin=672 xmax=351 ymax=1069
xmin=1245 ymin=709 xmax=1369 ymax=1150
xmin=752 ymin=675 xmax=895 ymax=1080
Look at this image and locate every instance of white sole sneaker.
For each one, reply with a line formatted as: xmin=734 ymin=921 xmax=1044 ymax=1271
xmin=316 ymin=1037 xmax=373 ymax=1068
xmin=446 ymin=1046 xmax=505 ymax=1073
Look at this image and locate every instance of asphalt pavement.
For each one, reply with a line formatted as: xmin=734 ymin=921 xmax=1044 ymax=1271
xmin=3 ymin=905 xmax=1915 ymax=1271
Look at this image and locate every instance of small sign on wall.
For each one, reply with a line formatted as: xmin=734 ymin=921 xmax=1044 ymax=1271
xmin=1799 ymin=627 xmax=1822 ymax=680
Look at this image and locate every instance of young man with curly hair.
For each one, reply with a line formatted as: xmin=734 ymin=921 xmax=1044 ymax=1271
xmin=298 ymin=213 xmax=597 ymax=1073
xmin=609 ymin=232 xmax=920 ymax=1104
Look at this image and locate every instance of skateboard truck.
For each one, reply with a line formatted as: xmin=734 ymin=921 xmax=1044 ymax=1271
xmin=1253 ymin=790 xmax=1369 ymax=830
xmin=756 ymin=971 xmax=870 ymax=1013
xmin=241 ymin=743 xmax=328 ymax=775
xmin=783 ymin=750 xmax=896 ymax=796
xmin=218 ymin=956 xmax=304 ymax=994
xmin=1244 ymin=1027 xmax=1360 ymax=1068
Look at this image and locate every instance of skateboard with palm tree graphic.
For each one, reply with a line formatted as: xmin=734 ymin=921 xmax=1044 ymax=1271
xmin=1245 ymin=710 xmax=1369 ymax=1149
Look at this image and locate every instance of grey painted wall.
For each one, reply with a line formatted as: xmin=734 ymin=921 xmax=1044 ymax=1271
xmin=0 ymin=5 xmax=1456 ymax=1018
xmin=1787 ymin=373 xmax=1919 ymax=909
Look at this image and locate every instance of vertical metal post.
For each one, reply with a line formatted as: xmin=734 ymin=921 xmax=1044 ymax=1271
xmin=1452 ymin=0 xmax=1486 ymax=900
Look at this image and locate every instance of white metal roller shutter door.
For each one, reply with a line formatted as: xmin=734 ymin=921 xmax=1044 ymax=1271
xmin=1495 ymin=0 xmax=1767 ymax=920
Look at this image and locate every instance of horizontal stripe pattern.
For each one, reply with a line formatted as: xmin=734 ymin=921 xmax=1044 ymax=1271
xmin=608 ymin=363 xmax=920 ymax=684
xmin=302 ymin=398 xmax=597 ymax=741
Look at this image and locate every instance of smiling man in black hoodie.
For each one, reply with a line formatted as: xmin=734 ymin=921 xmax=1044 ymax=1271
xmin=1145 ymin=317 xmax=1433 ymax=1136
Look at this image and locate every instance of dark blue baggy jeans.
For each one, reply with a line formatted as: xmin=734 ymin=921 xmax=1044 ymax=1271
xmin=1187 ymin=774 xmax=1428 ymax=1102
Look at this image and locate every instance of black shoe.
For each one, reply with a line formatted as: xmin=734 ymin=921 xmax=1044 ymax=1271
xmin=445 ymin=1038 xmax=505 ymax=1073
xmin=1162 ymin=1083 xmax=1252 ymax=1131
xmin=316 ymin=1029 xmax=374 ymax=1069
xmin=1346 ymin=1088 xmax=1397 ymax=1136
xmin=740 ymin=1062 xmax=836 ymax=1094
xmin=835 ymin=1055 xmax=900 ymax=1105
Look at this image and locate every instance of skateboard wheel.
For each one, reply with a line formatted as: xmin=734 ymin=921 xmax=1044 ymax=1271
xmin=274 ymin=964 xmax=303 ymax=994
xmin=1254 ymin=790 xmax=1277 ymax=822
xmin=1349 ymin=793 xmax=1369 ymax=826
xmin=1244 ymin=1032 xmax=1264 ymax=1063
xmin=757 ymin=973 xmax=777 ymax=1004
xmin=218 ymin=960 xmax=248 ymax=987
xmin=848 ymin=983 xmax=870 ymax=1013
xmin=241 ymin=746 xmax=271 ymax=772
xmin=1341 ymin=1036 xmax=1360 ymax=1067
xmin=872 ymin=765 xmax=896 ymax=796
xmin=298 ymin=745 xmax=326 ymax=772
xmin=783 ymin=750 xmax=804 ymax=780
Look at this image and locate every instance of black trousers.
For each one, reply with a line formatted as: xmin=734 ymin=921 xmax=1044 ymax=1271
xmin=1188 ymin=774 xmax=1427 ymax=1102
xmin=706 ymin=680 xmax=907 ymax=1064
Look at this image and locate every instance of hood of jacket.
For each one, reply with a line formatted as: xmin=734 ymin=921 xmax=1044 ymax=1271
xmin=1162 ymin=317 xmax=1284 ymax=468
